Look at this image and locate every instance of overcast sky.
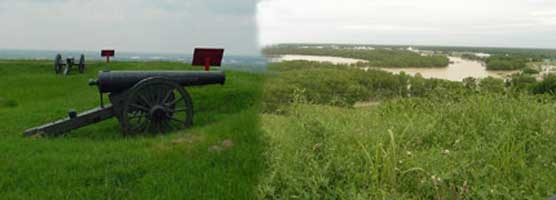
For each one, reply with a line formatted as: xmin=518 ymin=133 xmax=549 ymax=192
xmin=2 ymin=0 xmax=556 ymax=54
xmin=258 ymin=0 xmax=556 ymax=49
xmin=0 ymin=0 xmax=260 ymax=55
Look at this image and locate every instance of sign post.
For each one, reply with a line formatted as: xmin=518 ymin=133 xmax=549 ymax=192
xmin=192 ymin=48 xmax=224 ymax=71
xmin=101 ymin=50 xmax=115 ymax=63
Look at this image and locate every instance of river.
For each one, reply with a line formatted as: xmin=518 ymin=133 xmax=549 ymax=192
xmin=270 ymin=54 xmax=516 ymax=81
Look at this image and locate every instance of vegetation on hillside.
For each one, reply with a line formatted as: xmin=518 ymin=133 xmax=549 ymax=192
xmin=259 ymin=60 xmax=556 ymax=199
xmin=263 ymin=46 xmax=450 ymax=68
xmin=2 ymin=59 xmax=556 ymax=199
xmin=263 ymin=61 xmax=556 ymax=112
xmin=0 ymin=60 xmax=265 ymax=199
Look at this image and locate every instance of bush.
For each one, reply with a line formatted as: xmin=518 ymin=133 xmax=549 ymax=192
xmin=507 ymin=73 xmax=537 ymax=92
xmin=478 ymin=77 xmax=505 ymax=93
xmin=532 ymin=74 xmax=556 ymax=95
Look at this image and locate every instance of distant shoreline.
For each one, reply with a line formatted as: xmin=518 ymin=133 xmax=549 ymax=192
xmin=0 ymin=49 xmax=267 ymax=65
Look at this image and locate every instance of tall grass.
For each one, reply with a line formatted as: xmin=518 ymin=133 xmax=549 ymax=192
xmin=259 ymin=61 xmax=556 ymax=199
xmin=259 ymin=95 xmax=556 ymax=199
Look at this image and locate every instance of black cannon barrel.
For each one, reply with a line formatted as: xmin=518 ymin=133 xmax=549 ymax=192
xmin=94 ymin=71 xmax=226 ymax=93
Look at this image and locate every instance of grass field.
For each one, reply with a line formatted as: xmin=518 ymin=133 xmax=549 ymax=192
xmin=258 ymin=61 xmax=556 ymax=199
xmin=0 ymin=60 xmax=265 ymax=199
xmin=1 ymin=60 xmax=555 ymax=199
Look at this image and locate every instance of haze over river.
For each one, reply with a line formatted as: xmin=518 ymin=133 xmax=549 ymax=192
xmin=271 ymin=54 xmax=515 ymax=81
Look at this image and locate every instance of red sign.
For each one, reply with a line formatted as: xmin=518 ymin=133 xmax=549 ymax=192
xmin=192 ymin=48 xmax=224 ymax=71
xmin=101 ymin=49 xmax=115 ymax=63
xmin=101 ymin=50 xmax=115 ymax=57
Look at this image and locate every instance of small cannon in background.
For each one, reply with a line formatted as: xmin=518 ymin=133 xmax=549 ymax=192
xmin=54 ymin=54 xmax=86 ymax=75
xmin=24 ymin=70 xmax=226 ymax=137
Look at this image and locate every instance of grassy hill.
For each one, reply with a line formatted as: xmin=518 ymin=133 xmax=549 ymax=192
xmin=1 ymin=60 xmax=555 ymax=199
xmin=0 ymin=60 xmax=265 ymax=199
xmin=260 ymin=61 xmax=556 ymax=199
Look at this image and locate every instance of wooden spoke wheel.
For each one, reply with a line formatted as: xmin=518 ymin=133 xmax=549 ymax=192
xmin=54 ymin=54 xmax=63 ymax=74
xmin=121 ymin=78 xmax=193 ymax=136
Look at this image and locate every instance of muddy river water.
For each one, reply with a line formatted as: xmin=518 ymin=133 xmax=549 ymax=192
xmin=271 ymin=54 xmax=516 ymax=81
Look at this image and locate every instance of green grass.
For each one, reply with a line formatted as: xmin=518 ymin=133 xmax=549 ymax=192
xmin=258 ymin=62 xmax=556 ymax=199
xmin=0 ymin=60 xmax=265 ymax=199
xmin=259 ymin=95 xmax=556 ymax=200
xmin=2 ymin=60 xmax=556 ymax=199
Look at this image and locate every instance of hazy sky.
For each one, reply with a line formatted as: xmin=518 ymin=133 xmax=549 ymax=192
xmin=0 ymin=0 xmax=260 ymax=55
xmin=2 ymin=0 xmax=556 ymax=54
xmin=258 ymin=0 xmax=556 ymax=49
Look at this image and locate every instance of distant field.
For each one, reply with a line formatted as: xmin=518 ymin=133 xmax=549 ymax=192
xmin=0 ymin=60 xmax=265 ymax=199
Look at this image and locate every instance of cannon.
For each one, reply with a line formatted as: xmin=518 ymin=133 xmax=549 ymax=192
xmin=55 ymin=54 xmax=86 ymax=75
xmin=24 ymin=70 xmax=226 ymax=137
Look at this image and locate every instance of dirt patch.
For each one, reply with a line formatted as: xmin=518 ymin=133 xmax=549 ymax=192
xmin=354 ymin=101 xmax=381 ymax=108
xmin=151 ymin=134 xmax=204 ymax=153
xmin=209 ymin=139 xmax=235 ymax=153
xmin=171 ymin=134 xmax=203 ymax=145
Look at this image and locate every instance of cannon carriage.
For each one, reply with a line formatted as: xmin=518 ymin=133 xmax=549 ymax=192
xmin=54 ymin=54 xmax=86 ymax=75
xmin=24 ymin=70 xmax=225 ymax=137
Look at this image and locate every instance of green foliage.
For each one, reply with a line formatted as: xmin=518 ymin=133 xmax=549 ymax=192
xmin=460 ymin=53 xmax=485 ymax=61
xmin=264 ymin=46 xmax=450 ymax=68
xmin=263 ymin=61 xmax=462 ymax=113
xmin=259 ymin=95 xmax=556 ymax=199
xmin=0 ymin=60 xmax=265 ymax=199
xmin=478 ymin=77 xmax=505 ymax=93
xmin=486 ymin=56 xmax=528 ymax=70
xmin=260 ymin=60 xmax=556 ymax=198
xmin=532 ymin=74 xmax=556 ymax=95
xmin=270 ymin=43 xmax=556 ymax=60
xmin=4 ymin=59 xmax=556 ymax=199
xmin=507 ymin=73 xmax=537 ymax=92
xmin=522 ymin=67 xmax=540 ymax=74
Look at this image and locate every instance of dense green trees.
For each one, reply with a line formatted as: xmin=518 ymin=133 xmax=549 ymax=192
xmin=264 ymin=61 xmax=556 ymax=112
xmin=460 ymin=53 xmax=485 ymax=61
xmin=263 ymin=46 xmax=450 ymax=68
xmin=264 ymin=61 xmax=461 ymax=112
xmin=486 ymin=56 xmax=528 ymax=70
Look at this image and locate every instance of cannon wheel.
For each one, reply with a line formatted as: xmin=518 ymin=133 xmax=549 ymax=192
xmin=54 ymin=54 xmax=63 ymax=74
xmin=78 ymin=54 xmax=85 ymax=73
xmin=121 ymin=77 xmax=193 ymax=136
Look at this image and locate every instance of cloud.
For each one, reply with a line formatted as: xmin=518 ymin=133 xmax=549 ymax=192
xmin=258 ymin=0 xmax=556 ymax=48
xmin=0 ymin=0 xmax=261 ymax=55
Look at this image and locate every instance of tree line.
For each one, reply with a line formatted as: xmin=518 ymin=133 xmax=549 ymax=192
xmin=263 ymin=46 xmax=450 ymax=68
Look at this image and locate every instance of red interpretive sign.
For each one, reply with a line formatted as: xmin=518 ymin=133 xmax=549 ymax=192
xmin=101 ymin=50 xmax=115 ymax=63
xmin=192 ymin=48 xmax=224 ymax=71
